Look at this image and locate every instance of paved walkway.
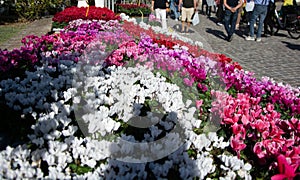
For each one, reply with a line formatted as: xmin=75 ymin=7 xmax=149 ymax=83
xmin=0 ymin=14 xmax=299 ymax=88
xmin=0 ymin=17 xmax=53 ymax=51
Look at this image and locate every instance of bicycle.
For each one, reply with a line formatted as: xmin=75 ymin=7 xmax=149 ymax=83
xmin=269 ymin=4 xmax=300 ymax=39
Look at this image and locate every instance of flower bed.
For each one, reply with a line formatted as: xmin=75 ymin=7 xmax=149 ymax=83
xmin=0 ymin=8 xmax=299 ymax=180
xmin=116 ymin=3 xmax=151 ymax=17
xmin=51 ymin=6 xmax=120 ymax=29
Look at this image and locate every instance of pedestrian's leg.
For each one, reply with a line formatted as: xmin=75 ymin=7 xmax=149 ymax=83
xmin=230 ymin=11 xmax=238 ymax=36
xmin=249 ymin=7 xmax=259 ymax=37
xmin=256 ymin=6 xmax=268 ymax=39
xmin=202 ymin=0 xmax=207 ymax=14
xmin=155 ymin=8 xmax=162 ymax=22
xmin=187 ymin=22 xmax=191 ymax=32
xmin=223 ymin=9 xmax=232 ymax=39
xmin=186 ymin=8 xmax=194 ymax=32
xmin=175 ymin=6 xmax=181 ymax=20
xmin=170 ymin=2 xmax=178 ymax=20
xmin=208 ymin=6 xmax=212 ymax=16
xmin=235 ymin=7 xmax=242 ymax=29
xmin=181 ymin=8 xmax=187 ymax=32
xmin=181 ymin=21 xmax=185 ymax=32
xmin=160 ymin=9 xmax=168 ymax=29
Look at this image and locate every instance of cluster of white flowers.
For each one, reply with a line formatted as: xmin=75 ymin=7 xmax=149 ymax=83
xmin=119 ymin=13 xmax=137 ymax=24
xmin=218 ymin=154 xmax=252 ymax=180
xmin=0 ymin=61 xmax=74 ymax=115
xmin=72 ymin=62 xmax=195 ymax=162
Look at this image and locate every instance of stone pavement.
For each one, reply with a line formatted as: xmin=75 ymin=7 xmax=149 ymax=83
xmin=0 ymin=14 xmax=299 ymax=88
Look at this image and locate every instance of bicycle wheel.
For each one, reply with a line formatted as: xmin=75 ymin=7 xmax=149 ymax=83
xmin=288 ymin=19 xmax=300 ymax=39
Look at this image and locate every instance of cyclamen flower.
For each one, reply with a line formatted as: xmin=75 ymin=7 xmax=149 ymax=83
xmin=271 ymin=155 xmax=300 ymax=180
xmin=196 ymin=100 xmax=203 ymax=109
xmin=230 ymin=134 xmax=247 ymax=157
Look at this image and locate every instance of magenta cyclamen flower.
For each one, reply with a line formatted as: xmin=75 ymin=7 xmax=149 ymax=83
xmin=271 ymin=155 xmax=300 ymax=180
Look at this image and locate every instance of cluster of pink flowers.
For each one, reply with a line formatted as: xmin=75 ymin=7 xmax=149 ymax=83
xmin=221 ymin=63 xmax=300 ymax=119
xmin=19 ymin=20 xmax=133 ymax=66
xmin=136 ymin=34 xmax=208 ymax=86
xmin=106 ymin=40 xmax=139 ymax=66
xmin=211 ymin=90 xmax=300 ymax=178
xmin=63 ymin=19 xmax=123 ymax=35
xmin=0 ymin=47 xmax=38 ymax=79
xmin=148 ymin=14 xmax=161 ymax=22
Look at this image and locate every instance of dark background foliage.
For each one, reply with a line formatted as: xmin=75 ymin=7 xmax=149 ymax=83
xmin=0 ymin=0 xmax=78 ymax=23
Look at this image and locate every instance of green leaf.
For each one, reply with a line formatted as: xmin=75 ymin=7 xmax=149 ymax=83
xmin=68 ymin=163 xmax=93 ymax=175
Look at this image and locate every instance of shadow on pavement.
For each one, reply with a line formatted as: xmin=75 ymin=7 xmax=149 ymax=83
xmin=281 ymin=41 xmax=300 ymax=50
xmin=172 ymin=24 xmax=196 ymax=34
xmin=205 ymin=28 xmax=227 ymax=41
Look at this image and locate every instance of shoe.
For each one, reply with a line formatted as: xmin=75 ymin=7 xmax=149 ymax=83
xmin=217 ymin=22 xmax=223 ymax=26
xmin=225 ymin=36 xmax=232 ymax=42
xmin=227 ymin=35 xmax=233 ymax=42
xmin=256 ymin=38 xmax=261 ymax=42
xmin=175 ymin=19 xmax=178 ymax=21
xmin=245 ymin=36 xmax=255 ymax=41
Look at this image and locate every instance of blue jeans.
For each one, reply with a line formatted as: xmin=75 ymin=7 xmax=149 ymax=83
xmin=249 ymin=4 xmax=268 ymax=38
xmin=170 ymin=2 xmax=180 ymax=19
xmin=224 ymin=9 xmax=238 ymax=37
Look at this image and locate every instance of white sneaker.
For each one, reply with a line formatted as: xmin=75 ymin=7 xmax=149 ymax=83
xmin=256 ymin=38 xmax=261 ymax=42
xmin=175 ymin=18 xmax=178 ymax=21
xmin=245 ymin=36 xmax=255 ymax=41
xmin=217 ymin=22 xmax=223 ymax=26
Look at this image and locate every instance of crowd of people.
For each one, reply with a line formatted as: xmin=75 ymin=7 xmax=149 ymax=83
xmin=151 ymin=0 xmax=198 ymax=33
xmin=151 ymin=0 xmax=299 ymax=42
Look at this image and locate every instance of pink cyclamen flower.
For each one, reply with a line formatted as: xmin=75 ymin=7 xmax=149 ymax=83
xmin=230 ymin=134 xmax=247 ymax=158
xmin=196 ymin=100 xmax=203 ymax=109
xmin=253 ymin=142 xmax=267 ymax=159
xmin=232 ymin=123 xmax=246 ymax=139
xmin=271 ymin=154 xmax=300 ymax=180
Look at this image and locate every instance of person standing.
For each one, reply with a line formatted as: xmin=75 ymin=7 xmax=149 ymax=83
xmin=245 ymin=0 xmax=273 ymax=42
xmin=179 ymin=0 xmax=198 ymax=33
xmin=202 ymin=0 xmax=208 ymax=14
xmin=263 ymin=0 xmax=275 ymax=36
xmin=281 ymin=0 xmax=297 ymax=24
xmin=170 ymin=0 xmax=181 ymax=21
xmin=223 ymin=0 xmax=243 ymax=41
xmin=152 ymin=0 xmax=169 ymax=30
xmin=216 ymin=0 xmax=225 ymax=25
xmin=206 ymin=0 xmax=215 ymax=16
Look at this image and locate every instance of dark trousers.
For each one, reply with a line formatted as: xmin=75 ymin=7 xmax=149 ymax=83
xmin=264 ymin=2 xmax=275 ymax=35
xmin=224 ymin=9 xmax=238 ymax=37
xmin=202 ymin=0 xmax=212 ymax=16
xmin=216 ymin=3 xmax=224 ymax=22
